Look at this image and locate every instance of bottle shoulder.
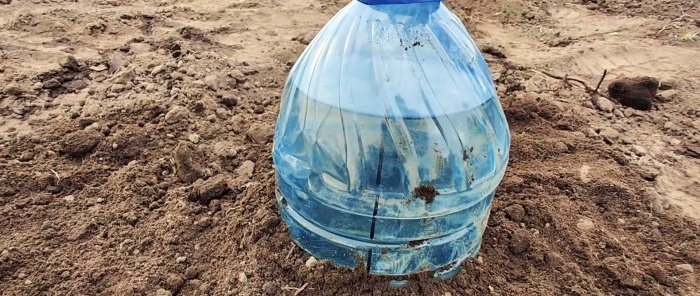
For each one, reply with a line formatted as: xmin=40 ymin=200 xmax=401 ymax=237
xmin=286 ymin=1 xmax=498 ymax=118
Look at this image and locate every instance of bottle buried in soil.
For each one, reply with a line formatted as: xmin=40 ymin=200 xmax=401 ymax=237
xmin=273 ymin=0 xmax=510 ymax=280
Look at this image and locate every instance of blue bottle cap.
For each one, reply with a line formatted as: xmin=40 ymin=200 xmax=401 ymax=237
xmin=358 ymin=0 xmax=441 ymax=4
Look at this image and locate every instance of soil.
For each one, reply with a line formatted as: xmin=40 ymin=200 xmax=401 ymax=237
xmin=1 ymin=0 xmax=699 ymax=296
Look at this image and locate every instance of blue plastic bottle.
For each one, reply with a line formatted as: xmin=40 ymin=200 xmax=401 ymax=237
xmin=273 ymin=0 xmax=510 ymax=279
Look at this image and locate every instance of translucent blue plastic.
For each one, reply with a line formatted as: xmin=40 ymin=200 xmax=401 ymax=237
xmin=272 ymin=0 xmax=510 ymax=279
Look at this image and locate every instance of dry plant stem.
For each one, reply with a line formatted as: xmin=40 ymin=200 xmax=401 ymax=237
xmin=534 ymin=69 xmax=613 ymax=100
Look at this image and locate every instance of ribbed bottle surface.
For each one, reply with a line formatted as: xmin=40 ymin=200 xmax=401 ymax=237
xmin=273 ymin=0 xmax=510 ymax=276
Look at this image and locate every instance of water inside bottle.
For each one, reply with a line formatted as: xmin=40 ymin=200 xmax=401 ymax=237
xmin=273 ymin=83 xmax=509 ymax=275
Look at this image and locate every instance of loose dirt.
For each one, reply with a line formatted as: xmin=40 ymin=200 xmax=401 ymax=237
xmin=1 ymin=0 xmax=699 ymax=295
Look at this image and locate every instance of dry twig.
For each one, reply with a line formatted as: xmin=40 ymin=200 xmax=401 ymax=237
xmin=282 ymin=282 xmax=309 ymax=296
xmin=533 ymin=69 xmax=613 ymax=100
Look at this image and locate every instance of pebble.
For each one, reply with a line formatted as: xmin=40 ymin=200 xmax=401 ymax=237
xmin=164 ymin=106 xmax=190 ymax=124
xmin=598 ymin=128 xmax=620 ymax=144
xmin=594 ymin=97 xmax=614 ymax=113
xmin=576 ymin=217 xmax=595 ymax=231
xmin=262 ymin=282 xmax=277 ymax=295
xmin=675 ymin=264 xmax=694 ymax=273
xmin=129 ymin=42 xmax=152 ymax=54
xmin=246 ymin=123 xmax=274 ymax=144
xmin=238 ymin=272 xmax=248 ymax=283
xmin=176 ymin=256 xmax=187 ymax=263
xmin=215 ymin=108 xmax=230 ymax=120
xmin=155 ymin=289 xmax=173 ymax=296
xmin=253 ymin=105 xmax=265 ymax=114
xmin=305 ymin=256 xmax=318 ymax=268
xmin=613 ymin=109 xmax=624 ymax=118
xmin=188 ymin=133 xmax=200 ymax=144
xmin=96 ymin=198 xmax=104 ymax=203
xmin=235 ymin=161 xmax=256 ymax=181
xmin=62 ymin=55 xmax=80 ymax=71
xmin=63 ymin=195 xmax=75 ymax=202
xmin=111 ymin=84 xmax=126 ymax=92
xmin=151 ymin=65 xmax=166 ymax=76
xmin=43 ymin=78 xmax=61 ymax=89
xmin=3 ymin=83 xmax=24 ymax=96
xmin=657 ymin=90 xmax=678 ymax=103
xmin=631 ymin=145 xmax=647 ymax=156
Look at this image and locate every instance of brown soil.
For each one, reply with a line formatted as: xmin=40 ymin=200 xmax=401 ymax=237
xmin=413 ymin=185 xmax=439 ymax=204
xmin=1 ymin=0 xmax=699 ymax=296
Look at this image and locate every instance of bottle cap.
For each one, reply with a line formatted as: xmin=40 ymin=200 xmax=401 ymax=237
xmin=358 ymin=0 xmax=441 ymax=4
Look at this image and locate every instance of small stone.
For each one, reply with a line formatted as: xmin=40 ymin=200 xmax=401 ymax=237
xmin=253 ymin=105 xmax=265 ymax=114
xmin=96 ymin=198 xmax=104 ymax=203
xmin=215 ymin=108 xmax=229 ymax=120
xmin=631 ymin=145 xmax=647 ymax=156
xmin=675 ymin=264 xmax=694 ymax=273
xmin=166 ymin=134 xmax=175 ymax=138
xmin=188 ymin=134 xmax=200 ymax=144
xmin=18 ymin=152 xmax=34 ymax=161
xmin=195 ymin=216 xmax=212 ymax=229
xmin=476 ymin=256 xmax=484 ymax=265
xmin=164 ymin=106 xmax=190 ymax=124
xmin=112 ymin=143 xmax=119 ymax=149
xmin=235 ymin=161 xmax=255 ymax=182
xmin=553 ymin=142 xmax=568 ymax=153
xmin=176 ymin=256 xmax=187 ymax=263
xmin=594 ymin=97 xmax=614 ymax=112
xmin=237 ymin=272 xmax=248 ymax=283
xmin=61 ymin=55 xmax=80 ymax=71
xmin=185 ymin=267 xmax=202 ymax=280
xmin=170 ymin=72 xmax=184 ymax=81
xmin=218 ymin=95 xmax=238 ymax=108
xmin=129 ymin=42 xmax=152 ymax=54
xmin=110 ymin=84 xmax=126 ymax=92
xmin=89 ymin=64 xmax=108 ymax=72
xmin=63 ymin=195 xmax=75 ymax=202
xmin=213 ymin=142 xmax=239 ymax=158
xmin=3 ymin=83 xmax=25 ymax=96
xmin=246 ymin=123 xmax=274 ymax=144
xmin=155 ymin=289 xmax=173 ymax=296
xmin=151 ymin=65 xmax=166 ymax=76
xmin=598 ymin=128 xmax=620 ymax=144
xmin=43 ymin=79 xmax=61 ymax=89
xmin=657 ymin=89 xmax=678 ymax=103
xmin=305 ymin=256 xmax=318 ymax=268
xmin=613 ymin=109 xmax=624 ymax=118
xmin=262 ymin=282 xmax=277 ymax=295
xmin=164 ymin=273 xmax=185 ymax=291
xmin=576 ymin=217 xmax=595 ymax=231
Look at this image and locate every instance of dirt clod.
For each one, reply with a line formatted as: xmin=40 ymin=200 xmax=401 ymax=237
xmin=412 ymin=184 xmax=439 ymax=204
xmin=509 ymin=230 xmax=532 ymax=254
xmin=608 ymin=76 xmax=659 ymax=111
xmin=173 ymin=141 xmax=209 ymax=183
xmin=504 ymin=204 xmax=526 ymax=222
xmin=61 ymin=55 xmax=80 ymax=71
xmin=60 ymin=129 xmax=104 ymax=157
xmin=188 ymin=174 xmax=230 ymax=204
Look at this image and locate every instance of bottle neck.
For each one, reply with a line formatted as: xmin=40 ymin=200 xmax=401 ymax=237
xmin=358 ymin=0 xmax=442 ymax=4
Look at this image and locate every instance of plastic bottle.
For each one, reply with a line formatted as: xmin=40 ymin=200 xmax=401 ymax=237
xmin=272 ymin=0 xmax=510 ymax=279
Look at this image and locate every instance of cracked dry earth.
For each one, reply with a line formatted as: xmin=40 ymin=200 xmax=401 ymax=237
xmin=1 ymin=0 xmax=699 ymax=295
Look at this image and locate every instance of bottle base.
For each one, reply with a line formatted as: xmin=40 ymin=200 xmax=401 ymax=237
xmin=276 ymin=188 xmax=486 ymax=278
